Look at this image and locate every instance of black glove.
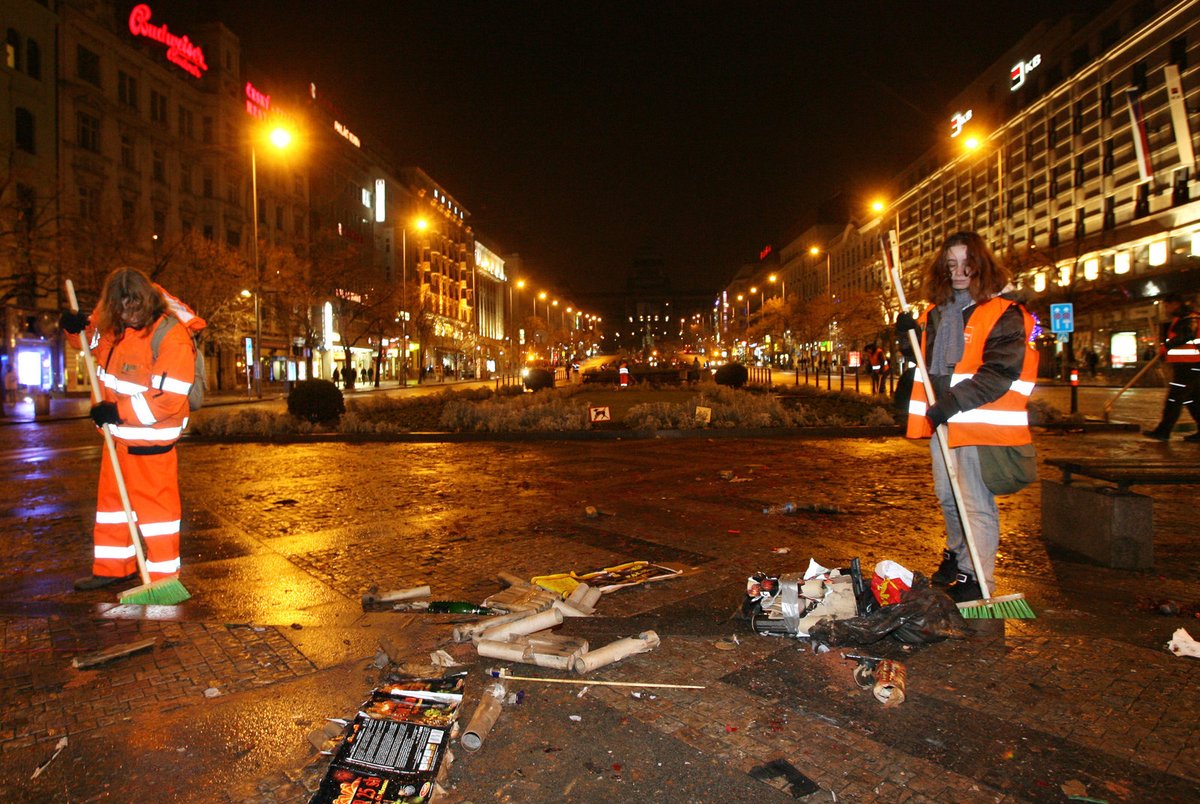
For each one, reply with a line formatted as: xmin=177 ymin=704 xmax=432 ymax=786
xmin=60 ymin=311 xmax=90 ymax=334
xmin=926 ymin=397 xmax=960 ymax=429
xmin=90 ymin=402 xmax=121 ymax=427
xmin=895 ymin=312 xmax=919 ymax=334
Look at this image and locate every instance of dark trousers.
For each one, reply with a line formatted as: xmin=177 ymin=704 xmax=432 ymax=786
xmin=1154 ymin=363 xmax=1200 ymax=431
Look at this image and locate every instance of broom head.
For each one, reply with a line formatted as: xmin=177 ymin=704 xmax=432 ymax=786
xmin=956 ymin=592 xmax=1035 ymax=619
xmin=119 ymin=575 xmax=191 ymax=605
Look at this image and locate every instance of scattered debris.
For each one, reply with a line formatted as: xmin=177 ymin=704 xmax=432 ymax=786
xmin=1061 ymin=779 xmax=1088 ymax=798
xmin=430 ymin=650 xmax=461 ymax=667
xmin=574 ymin=631 xmax=660 ymax=674
xmin=204 ymin=687 xmax=221 ymax=698
xmin=361 ymin=584 xmax=431 ymax=610
xmin=489 ymin=667 xmax=704 ymax=690
xmin=747 ymin=759 xmax=821 ymax=798
xmin=30 ymin=736 xmax=68 ymax=780
xmin=771 ymin=547 xmax=790 ymax=554
xmin=569 ymin=714 xmax=583 ymax=722
xmin=71 ymin=637 xmax=157 ymax=669
xmin=461 ymin=680 xmax=506 ymax=752
xmin=1167 ymin=627 xmax=1200 ymax=658
xmin=871 ymin=659 xmax=907 ymax=706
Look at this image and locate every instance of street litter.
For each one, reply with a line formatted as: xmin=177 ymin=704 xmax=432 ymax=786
xmin=461 ymin=679 xmax=506 ymax=752
xmin=531 ymin=560 xmax=686 ymax=596
xmin=574 ymin=631 xmax=660 ymax=674
xmin=361 ymin=584 xmax=431 ymax=609
xmin=71 ymin=637 xmax=157 ymax=669
xmin=1167 ymin=627 xmax=1200 ymax=658
xmin=30 ymin=736 xmax=68 ymax=780
xmin=489 ymin=667 xmax=704 ymax=689
xmin=744 ymin=565 xmax=858 ymax=638
xmin=808 ymin=572 xmax=969 ymax=647
xmin=871 ymin=659 xmax=907 ymax=706
xmin=389 ymin=600 xmax=494 ymax=614
xmin=310 ymin=672 xmax=466 ymax=803
xmin=584 ymin=505 xmax=616 ymax=518
xmin=763 ymin=501 xmax=847 ymax=515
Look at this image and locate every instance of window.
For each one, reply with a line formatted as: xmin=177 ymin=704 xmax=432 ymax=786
xmin=78 ymin=186 xmax=100 ymax=222
xmin=153 ymin=208 xmax=166 ymax=237
xmin=1170 ymin=37 xmax=1188 ymax=69
xmin=121 ymin=199 xmax=135 ymax=223
xmin=202 ymin=116 xmax=213 ymax=144
xmin=25 ymin=38 xmax=39 ymax=79
xmin=152 ymin=149 xmax=166 ymax=183
xmin=202 ymin=167 xmax=213 ymax=198
xmin=275 ymin=205 xmax=284 ymax=230
xmin=180 ymin=163 xmax=192 ymax=193
xmin=181 ymin=218 xmax=192 ymax=236
xmin=1102 ymin=139 xmax=1114 ymax=175
xmin=120 ymin=133 xmax=134 ymax=168
xmin=15 ymin=107 xmax=34 ymax=153
xmin=1103 ymin=196 xmax=1116 ymax=230
xmin=77 ymin=111 xmax=100 ymax=152
xmin=178 ymin=106 xmax=194 ymax=139
xmin=1101 ymin=81 xmax=1113 ymax=118
xmin=16 ymin=184 xmax=36 ymax=231
xmin=202 ymin=224 xmax=214 ymax=240
xmin=77 ymin=45 xmax=100 ymax=86
xmin=226 ymin=228 xmax=241 ymax=247
xmin=6 ymin=28 xmax=20 ymax=71
xmin=1131 ymin=61 xmax=1147 ymax=94
xmin=118 ymin=71 xmax=138 ymax=109
xmin=150 ymin=90 xmax=167 ymax=124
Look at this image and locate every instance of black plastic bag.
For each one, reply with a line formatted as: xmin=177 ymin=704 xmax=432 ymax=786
xmin=807 ymin=573 xmax=969 ymax=647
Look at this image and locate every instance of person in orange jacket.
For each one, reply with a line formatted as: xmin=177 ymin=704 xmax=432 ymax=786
xmin=60 ymin=267 xmax=205 ymax=591
xmin=896 ymin=231 xmax=1037 ymax=602
xmin=1144 ymin=293 xmax=1200 ymax=442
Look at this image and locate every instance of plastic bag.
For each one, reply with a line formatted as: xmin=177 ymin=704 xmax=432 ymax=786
xmin=871 ymin=560 xmax=913 ymax=606
xmin=807 ymin=574 xmax=969 ymax=647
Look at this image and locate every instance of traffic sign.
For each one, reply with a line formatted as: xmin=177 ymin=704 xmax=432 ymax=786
xmin=588 ymin=406 xmax=611 ymax=423
xmin=1050 ymin=303 xmax=1074 ymax=334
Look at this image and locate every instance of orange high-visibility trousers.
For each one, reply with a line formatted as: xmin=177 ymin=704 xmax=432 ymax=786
xmin=92 ymin=444 xmax=181 ymax=580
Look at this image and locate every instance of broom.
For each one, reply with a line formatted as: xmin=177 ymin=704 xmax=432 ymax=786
xmin=880 ymin=233 xmax=1033 ymax=619
xmin=66 ymin=280 xmax=191 ymax=605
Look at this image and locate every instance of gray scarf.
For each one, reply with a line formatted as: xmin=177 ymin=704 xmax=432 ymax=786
xmin=930 ymin=289 xmax=974 ymax=376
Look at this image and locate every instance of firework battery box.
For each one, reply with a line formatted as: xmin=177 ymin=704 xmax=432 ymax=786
xmin=746 ymin=570 xmax=859 ymax=638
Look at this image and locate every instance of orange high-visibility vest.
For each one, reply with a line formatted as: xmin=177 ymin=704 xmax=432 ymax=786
xmin=1164 ymin=311 xmax=1200 ymax=363
xmin=906 ymin=297 xmax=1037 ymax=447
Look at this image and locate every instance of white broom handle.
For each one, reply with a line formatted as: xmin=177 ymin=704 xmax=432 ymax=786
xmin=66 ymin=281 xmax=151 ymax=585
xmin=882 ymin=233 xmax=991 ymax=598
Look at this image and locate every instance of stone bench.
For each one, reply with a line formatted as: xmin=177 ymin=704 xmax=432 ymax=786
xmin=1041 ymin=458 xmax=1200 ymax=569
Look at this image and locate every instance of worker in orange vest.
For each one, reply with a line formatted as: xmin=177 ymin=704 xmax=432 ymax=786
xmin=1144 ymin=293 xmax=1200 ymax=442
xmin=618 ymin=360 xmax=631 ymax=387
xmin=897 ymin=231 xmax=1037 ymax=602
xmin=60 ymin=267 xmax=205 ymax=591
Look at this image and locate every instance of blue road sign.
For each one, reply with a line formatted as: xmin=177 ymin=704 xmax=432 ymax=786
xmin=1050 ymin=303 xmax=1074 ymax=334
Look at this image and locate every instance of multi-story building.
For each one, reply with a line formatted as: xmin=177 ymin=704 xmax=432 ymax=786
xmin=473 ymin=238 xmax=507 ymax=376
xmin=772 ymin=0 xmax=1200 ymax=375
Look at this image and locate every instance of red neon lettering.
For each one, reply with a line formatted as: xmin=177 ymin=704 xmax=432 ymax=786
xmin=128 ymin=4 xmax=208 ymax=78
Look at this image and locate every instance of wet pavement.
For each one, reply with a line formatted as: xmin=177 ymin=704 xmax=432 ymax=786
xmin=1 ymin=396 xmax=1199 ymax=801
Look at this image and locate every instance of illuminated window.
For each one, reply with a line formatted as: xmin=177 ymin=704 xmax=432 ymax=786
xmin=1114 ymin=252 xmax=1131 ymax=274
xmin=1192 ymin=234 xmax=1200 ymax=257
xmin=1058 ymin=265 xmax=1071 ymax=286
xmin=1083 ymin=258 xmax=1099 ymax=280
xmin=1033 ymin=272 xmax=1047 ymax=292
xmin=1148 ymin=240 xmax=1168 ymax=266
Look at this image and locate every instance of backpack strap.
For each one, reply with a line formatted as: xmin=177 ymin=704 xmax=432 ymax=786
xmin=150 ymin=315 xmax=181 ymax=362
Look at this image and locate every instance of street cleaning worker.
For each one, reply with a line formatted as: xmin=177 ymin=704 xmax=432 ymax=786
xmin=896 ymin=231 xmax=1037 ymax=603
xmin=1143 ymin=292 xmax=1200 ymax=442
xmin=59 ymin=267 xmax=205 ymax=591
xmin=618 ymin=359 xmax=631 ymax=387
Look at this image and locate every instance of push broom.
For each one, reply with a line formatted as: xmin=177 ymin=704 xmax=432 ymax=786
xmin=66 ymin=280 xmax=191 ymax=605
xmin=879 ymin=233 xmax=1033 ymax=620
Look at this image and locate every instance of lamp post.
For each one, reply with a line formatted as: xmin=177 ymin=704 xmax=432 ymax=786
xmin=250 ymin=125 xmax=292 ymax=398
xmin=239 ymin=289 xmax=253 ymax=395
xmin=401 ymin=217 xmax=428 ymax=386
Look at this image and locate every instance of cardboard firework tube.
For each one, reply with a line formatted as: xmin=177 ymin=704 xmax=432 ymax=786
xmin=497 ymin=571 xmax=532 ymax=589
xmin=573 ymin=631 xmax=660 ymax=674
xmin=475 ymin=638 xmax=533 ymax=663
xmin=552 ymin=599 xmax=592 ymax=618
xmin=581 ymin=587 xmax=603 ymax=610
xmin=872 ymin=659 xmax=907 ymax=707
xmin=454 ymin=609 xmax=538 ymax=643
xmin=566 ymin=583 xmax=592 ymax=606
xmin=478 ymin=608 xmax=563 ymax=642
xmin=530 ymin=651 xmax=579 ymax=670
xmin=362 ymin=585 xmax=431 ymax=606
xmin=461 ymin=681 xmax=506 ymax=752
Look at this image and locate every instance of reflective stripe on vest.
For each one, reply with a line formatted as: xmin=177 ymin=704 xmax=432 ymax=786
xmin=1165 ymin=312 xmax=1200 ymax=363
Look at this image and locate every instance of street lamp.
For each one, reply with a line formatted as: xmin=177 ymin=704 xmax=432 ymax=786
xmin=401 ymin=217 xmax=428 ymax=386
xmin=250 ymin=124 xmax=293 ymax=398
xmin=964 ymin=134 xmax=1007 ymax=250
xmin=769 ymin=273 xmax=784 ymax=300
xmin=810 ymin=245 xmax=834 ymax=359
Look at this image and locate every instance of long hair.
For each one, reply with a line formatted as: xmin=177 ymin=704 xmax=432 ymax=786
xmin=95 ymin=267 xmax=167 ymax=335
xmin=919 ymin=231 xmax=1011 ymax=306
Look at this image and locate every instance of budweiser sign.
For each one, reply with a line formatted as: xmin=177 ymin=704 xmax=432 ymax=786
xmin=128 ymin=4 xmax=208 ymax=78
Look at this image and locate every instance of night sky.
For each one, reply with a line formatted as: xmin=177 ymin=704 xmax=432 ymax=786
xmin=170 ymin=1 xmax=1109 ymax=297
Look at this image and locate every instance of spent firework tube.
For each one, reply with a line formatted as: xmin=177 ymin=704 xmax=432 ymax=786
xmin=872 ymin=659 xmax=906 ymax=706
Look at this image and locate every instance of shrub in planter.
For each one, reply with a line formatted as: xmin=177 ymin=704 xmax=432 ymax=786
xmin=524 ymin=368 xmax=556 ymax=392
xmin=714 ymin=363 xmax=749 ymax=388
xmin=287 ymin=379 xmax=346 ymax=424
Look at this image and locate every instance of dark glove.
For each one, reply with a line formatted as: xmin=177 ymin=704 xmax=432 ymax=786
xmin=60 ymin=311 xmax=90 ymax=334
xmin=90 ymin=402 xmax=121 ymax=427
xmin=926 ymin=398 xmax=960 ymax=429
xmin=895 ymin=312 xmax=919 ymax=334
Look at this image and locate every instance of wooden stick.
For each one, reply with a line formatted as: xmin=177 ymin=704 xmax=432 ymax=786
xmin=490 ymin=667 xmax=704 ymax=689
xmin=72 ymin=637 xmax=157 ymax=669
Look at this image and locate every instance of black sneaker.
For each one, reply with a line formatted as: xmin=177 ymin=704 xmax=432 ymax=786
xmin=73 ymin=573 xmax=137 ymax=591
xmin=947 ymin=572 xmax=983 ymax=603
xmin=1143 ymin=429 xmax=1170 ymax=441
xmin=931 ymin=550 xmax=958 ymax=585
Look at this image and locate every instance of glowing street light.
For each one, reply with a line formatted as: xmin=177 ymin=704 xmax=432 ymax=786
xmin=250 ymin=124 xmax=295 ymax=398
xmin=401 ymin=216 xmax=429 ymax=386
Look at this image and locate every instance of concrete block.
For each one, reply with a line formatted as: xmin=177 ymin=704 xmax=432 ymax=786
xmin=1040 ymin=479 xmax=1153 ymax=569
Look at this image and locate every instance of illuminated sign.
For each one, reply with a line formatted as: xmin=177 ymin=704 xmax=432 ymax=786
xmin=759 ymin=245 xmax=773 ymax=261
xmin=950 ymin=109 xmax=972 ymax=138
xmin=334 ymin=121 xmax=361 ymax=148
xmin=375 ymin=179 xmax=386 ymax=223
xmin=128 ymin=4 xmax=208 ymax=78
xmin=245 ymin=82 xmax=270 ymax=119
xmin=1009 ymin=54 xmax=1041 ymax=91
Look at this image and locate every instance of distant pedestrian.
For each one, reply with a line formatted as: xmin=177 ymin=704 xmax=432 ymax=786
xmin=331 ymin=367 xmax=340 ymax=388
xmin=345 ymin=365 xmax=357 ymax=390
xmin=4 ymin=365 xmax=16 ymax=405
xmin=1084 ymin=349 xmax=1098 ymax=378
xmin=867 ymin=342 xmax=885 ymax=394
xmin=1144 ymin=293 xmax=1200 ymax=442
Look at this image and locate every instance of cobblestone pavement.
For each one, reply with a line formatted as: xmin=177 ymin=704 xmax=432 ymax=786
xmin=0 ymin=422 xmax=1197 ymax=802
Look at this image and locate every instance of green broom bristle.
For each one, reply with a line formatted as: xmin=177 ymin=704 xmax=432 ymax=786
xmin=957 ymin=594 xmax=1035 ymax=619
xmin=119 ymin=577 xmax=191 ymax=605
